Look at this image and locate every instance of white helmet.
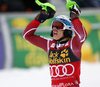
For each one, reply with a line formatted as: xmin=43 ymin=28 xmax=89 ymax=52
xmin=50 ymin=15 xmax=75 ymax=38
xmin=52 ymin=15 xmax=74 ymax=31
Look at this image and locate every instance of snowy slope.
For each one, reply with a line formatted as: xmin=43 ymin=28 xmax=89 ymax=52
xmin=0 ymin=62 xmax=100 ymax=87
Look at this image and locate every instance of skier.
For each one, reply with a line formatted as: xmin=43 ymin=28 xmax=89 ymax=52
xmin=23 ymin=0 xmax=87 ymax=87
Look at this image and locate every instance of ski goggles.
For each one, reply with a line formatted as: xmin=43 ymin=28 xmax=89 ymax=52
xmin=52 ymin=25 xmax=74 ymax=31
xmin=51 ymin=18 xmax=74 ymax=31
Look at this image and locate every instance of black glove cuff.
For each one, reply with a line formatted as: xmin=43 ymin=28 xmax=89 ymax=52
xmin=70 ymin=11 xmax=79 ymax=21
xmin=47 ymin=7 xmax=56 ymax=19
xmin=35 ymin=8 xmax=56 ymax=23
xmin=35 ymin=11 xmax=48 ymax=23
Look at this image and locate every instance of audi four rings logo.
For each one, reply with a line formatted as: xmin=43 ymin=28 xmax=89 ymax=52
xmin=50 ymin=64 xmax=75 ymax=77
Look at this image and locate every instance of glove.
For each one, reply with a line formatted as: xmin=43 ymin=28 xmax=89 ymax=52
xmin=35 ymin=11 xmax=48 ymax=23
xmin=35 ymin=7 xmax=55 ymax=23
xmin=35 ymin=0 xmax=56 ymax=23
xmin=70 ymin=11 xmax=79 ymax=21
xmin=69 ymin=4 xmax=81 ymax=15
xmin=70 ymin=5 xmax=81 ymax=21
xmin=66 ymin=0 xmax=81 ymax=15
xmin=66 ymin=0 xmax=81 ymax=20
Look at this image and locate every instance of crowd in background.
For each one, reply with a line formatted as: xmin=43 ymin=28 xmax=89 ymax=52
xmin=0 ymin=0 xmax=100 ymax=12
xmin=0 ymin=0 xmax=48 ymax=12
xmin=71 ymin=0 xmax=100 ymax=7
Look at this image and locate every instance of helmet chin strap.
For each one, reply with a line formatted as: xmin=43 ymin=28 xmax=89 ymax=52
xmin=54 ymin=36 xmax=67 ymax=43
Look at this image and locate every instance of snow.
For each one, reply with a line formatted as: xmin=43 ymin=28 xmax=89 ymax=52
xmin=0 ymin=62 xmax=100 ymax=87
xmin=80 ymin=62 xmax=100 ymax=87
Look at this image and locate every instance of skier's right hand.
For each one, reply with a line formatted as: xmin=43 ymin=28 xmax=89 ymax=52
xmin=35 ymin=7 xmax=56 ymax=23
xmin=35 ymin=0 xmax=56 ymax=23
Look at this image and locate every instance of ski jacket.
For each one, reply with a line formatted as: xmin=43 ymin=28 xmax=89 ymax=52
xmin=23 ymin=18 xmax=87 ymax=87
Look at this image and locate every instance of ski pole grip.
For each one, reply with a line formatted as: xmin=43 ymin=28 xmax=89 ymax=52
xmin=35 ymin=0 xmax=56 ymax=12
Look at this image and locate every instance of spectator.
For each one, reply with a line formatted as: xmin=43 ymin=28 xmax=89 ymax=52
xmin=0 ymin=0 xmax=48 ymax=12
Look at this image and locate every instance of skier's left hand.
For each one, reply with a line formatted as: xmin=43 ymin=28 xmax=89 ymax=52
xmin=66 ymin=0 xmax=81 ymax=20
